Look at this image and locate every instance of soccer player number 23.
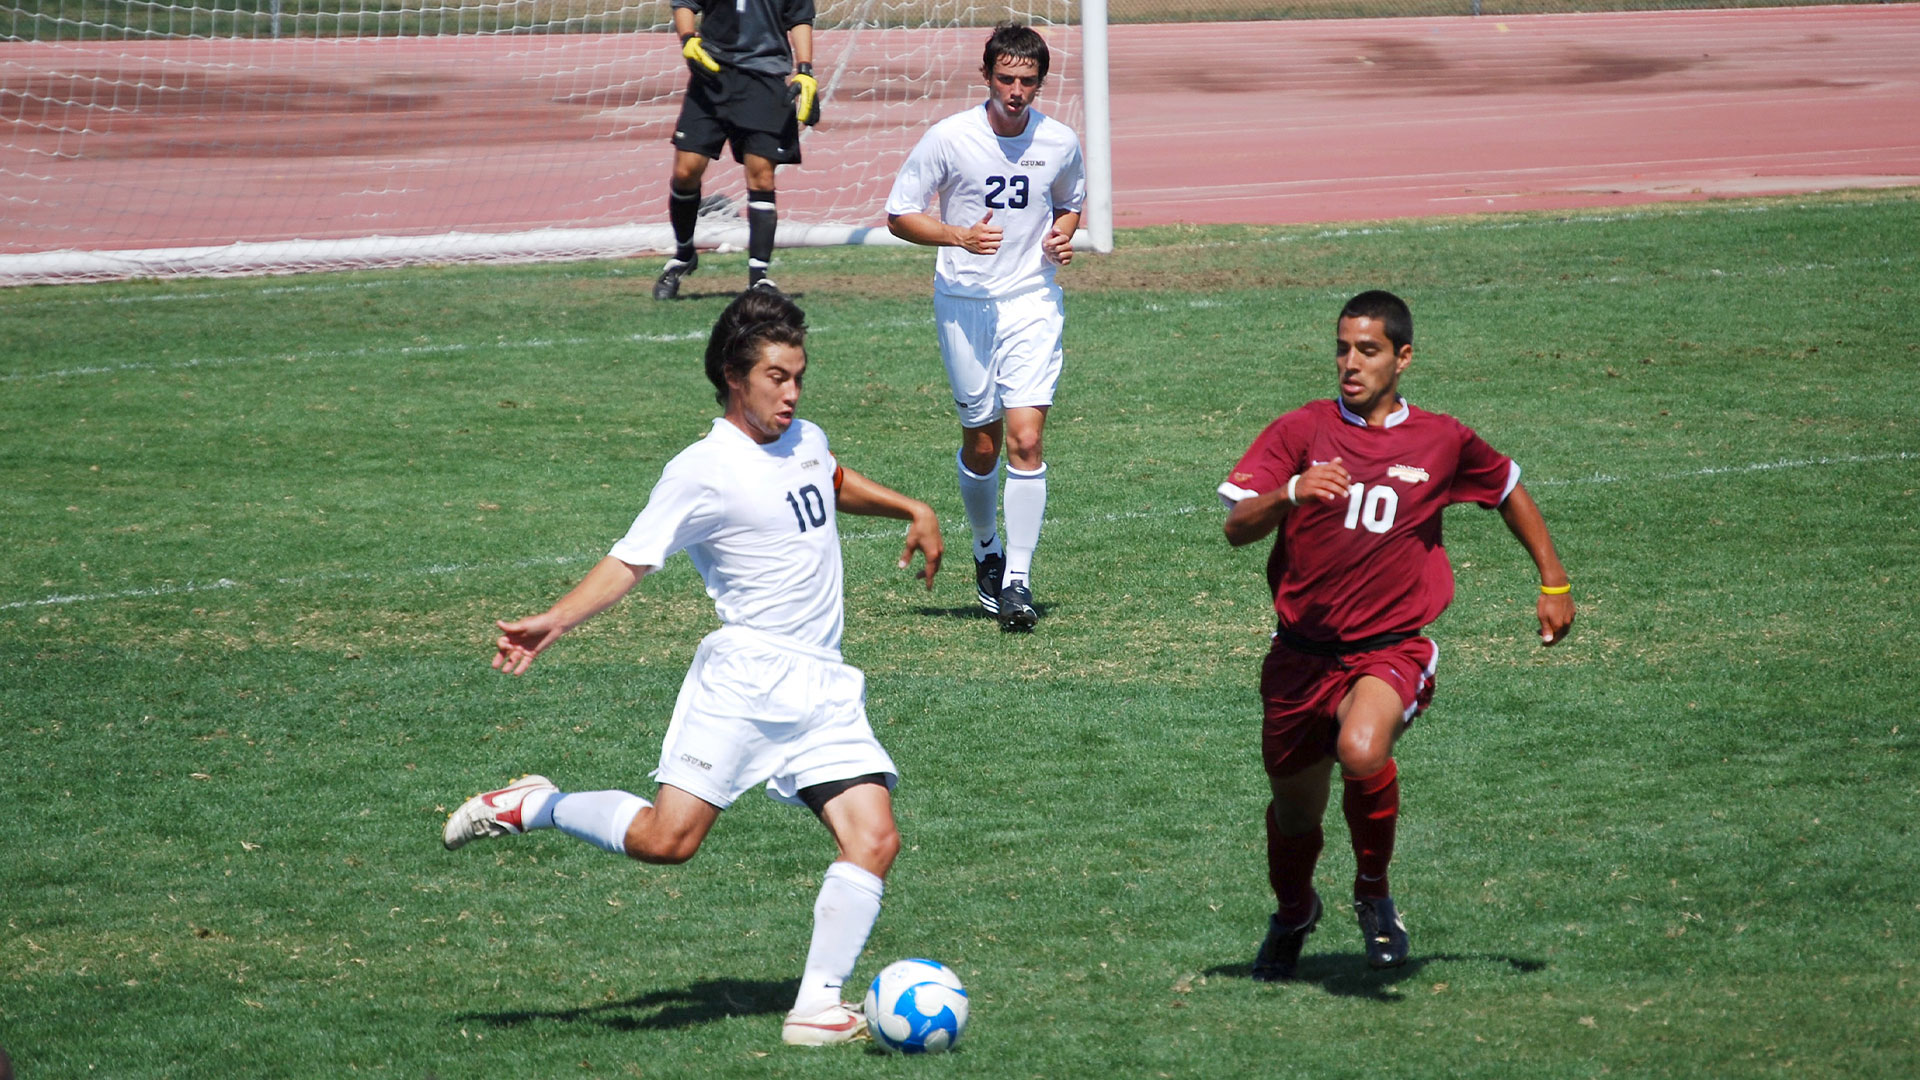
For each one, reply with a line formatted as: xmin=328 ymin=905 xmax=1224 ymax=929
xmin=983 ymin=175 xmax=1030 ymax=209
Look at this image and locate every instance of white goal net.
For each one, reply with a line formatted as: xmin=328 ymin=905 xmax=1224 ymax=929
xmin=0 ymin=1 xmax=1110 ymax=283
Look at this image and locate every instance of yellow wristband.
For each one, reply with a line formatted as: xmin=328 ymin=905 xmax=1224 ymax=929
xmin=1539 ymin=583 xmax=1571 ymax=595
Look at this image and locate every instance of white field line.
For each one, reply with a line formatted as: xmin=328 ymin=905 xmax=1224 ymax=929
xmin=4 ymin=195 xmax=1910 ymax=316
xmin=6 ymin=449 xmax=1912 ymax=613
xmin=0 ymin=317 xmax=929 ymax=384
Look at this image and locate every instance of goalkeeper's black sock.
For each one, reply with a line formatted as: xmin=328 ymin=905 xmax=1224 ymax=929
xmin=747 ymin=189 xmax=776 ymax=283
xmin=668 ymin=184 xmax=700 ymax=262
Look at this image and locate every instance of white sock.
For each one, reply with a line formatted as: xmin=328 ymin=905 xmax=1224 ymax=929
xmin=550 ymin=791 xmax=648 ymax=855
xmin=523 ymin=787 xmax=558 ymax=830
xmin=957 ymin=450 xmax=1002 ymax=556
xmin=791 ymin=861 xmax=885 ymax=1016
xmin=1002 ymin=462 xmax=1047 ymax=585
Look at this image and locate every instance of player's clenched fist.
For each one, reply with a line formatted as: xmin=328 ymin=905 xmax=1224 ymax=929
xmin=956 ymin=211 xmax=1001 ymax=255
xmin=1041 ymin=222 xmax=1073 ymax=266
xmin=1289 ymin=456 xmax=1351 ymax=505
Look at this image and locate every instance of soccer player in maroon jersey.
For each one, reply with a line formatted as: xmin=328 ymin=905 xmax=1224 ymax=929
xmin=1217 ymin=290 xmax=1575 ymax=979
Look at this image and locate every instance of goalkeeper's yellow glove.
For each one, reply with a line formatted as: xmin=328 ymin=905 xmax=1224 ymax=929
xmin=681 ymin=35 xmax=720 ymax=79
xmin=789 ymin=64 xmax=820 ymax=126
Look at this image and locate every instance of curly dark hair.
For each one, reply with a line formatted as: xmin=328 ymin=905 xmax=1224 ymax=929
xmin=704 ymin=289 xmax=807 ymax=406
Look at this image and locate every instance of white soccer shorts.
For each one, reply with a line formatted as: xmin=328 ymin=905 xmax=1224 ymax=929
xmin=934 ymin=283 xmax=1065 ymax=429
xmin=652 ymin=625 xmax=898 ymax=810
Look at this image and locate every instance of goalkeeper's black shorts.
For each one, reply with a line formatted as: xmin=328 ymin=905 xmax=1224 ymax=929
xmin=674 ymin=67 xmax=802 ymax=165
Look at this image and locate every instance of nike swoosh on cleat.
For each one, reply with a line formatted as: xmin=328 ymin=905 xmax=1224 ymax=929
xmin=790 ymin=1017 xmax=861 ymax=1032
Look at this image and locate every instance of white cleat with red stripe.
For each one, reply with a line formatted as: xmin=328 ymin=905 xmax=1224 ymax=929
xmin=781 ymin=1002 xmax=868 ymax=1047
xmin=443 ymin=774 xmax=555 ymax=851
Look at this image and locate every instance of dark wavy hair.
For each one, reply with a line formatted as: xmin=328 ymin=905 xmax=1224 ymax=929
xmin=1339 ymin=290 xmax=1413 ymax=353
xmin=982 ymin=22 xmax=1050 ymax=81
xmin=704 ymin=289 xmax=808 ymax=405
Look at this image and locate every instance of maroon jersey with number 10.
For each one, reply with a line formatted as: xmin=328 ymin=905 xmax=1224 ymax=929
xmin=1219 ymin=398 xmax=1520 ymax=643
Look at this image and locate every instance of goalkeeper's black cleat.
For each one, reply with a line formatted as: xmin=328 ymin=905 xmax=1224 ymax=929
xmin=1354 ymin=895 xmax=1409 ymax=969
xmin=749 ymin=277 xmax=785 ymax=298
xmin=1251 ymin=891 xmax=1321 ymax=982
xmin=998 ymin=579 xmax=1037 ymax=631
xmin=974 ymin=551 xmax=1004 ymax=615
xmin=653 ymin=254 xmax=697 ymax=301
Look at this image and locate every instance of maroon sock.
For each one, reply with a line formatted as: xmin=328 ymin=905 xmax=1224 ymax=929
xmin=1342 ymin=759 xmax=1399 ymax=900
xmin=1265 ymin=801 xmax=1323 ymax=925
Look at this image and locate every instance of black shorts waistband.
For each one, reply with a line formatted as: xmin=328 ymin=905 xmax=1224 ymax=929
xmin=1273 ymin=626 xmax=1419 ymax=657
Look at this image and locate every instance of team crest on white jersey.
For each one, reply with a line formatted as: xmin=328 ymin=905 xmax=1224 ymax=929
xmin=1387 ymin=464 xmax=1431 ymax=484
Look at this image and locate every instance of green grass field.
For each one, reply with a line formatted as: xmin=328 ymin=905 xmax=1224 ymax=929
xmin=4 ymin=193 xmax=1918 ymax=1078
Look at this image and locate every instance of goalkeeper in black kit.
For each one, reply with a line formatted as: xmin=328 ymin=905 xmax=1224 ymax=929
xmin=655 ymin=0 xmax=821 ymax=300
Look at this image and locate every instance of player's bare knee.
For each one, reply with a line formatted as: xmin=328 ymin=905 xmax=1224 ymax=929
xmin=1336 ymin=731 xmax=1393 ymax=778
xmin=845 ymin=825 xmax=901 ymax=877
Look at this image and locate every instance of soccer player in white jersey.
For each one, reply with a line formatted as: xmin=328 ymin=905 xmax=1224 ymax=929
xmin=885 ymin=22 xmax=1086 ymax=631
xmin=442 ymin=289 xmax=943 ymax=1048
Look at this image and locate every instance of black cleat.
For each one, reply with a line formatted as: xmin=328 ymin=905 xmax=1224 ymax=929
xmin=653 ymin=254 xmax=697 ymax=300
xmin=749 ymin=276 xmax=784 ymax=297
xmin=998 ymin=579 xmax=1037 ymax=631
xmin=974 ymin=551 xmax=1004 ymax=615
xmin=1252 ymin=891 xmax=1321 ymax=982
xmin=1354 ymin=895 xmax=1409 ymax=969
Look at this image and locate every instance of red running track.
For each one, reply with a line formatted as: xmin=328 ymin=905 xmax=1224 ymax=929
xmin=1 ymin=5 xmax=1916 ymax=265
xmin=1112 ymin=5 xmax=1920 ymax=224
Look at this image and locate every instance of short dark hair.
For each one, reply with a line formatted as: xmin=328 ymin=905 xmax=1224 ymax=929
xmin=1339 ymin=289 xmax=1413 ymax=353
xmin=982 ymin=21 xmax=1050 ymax=81
xmin=704 ymin=289 xmax=807 ymax=405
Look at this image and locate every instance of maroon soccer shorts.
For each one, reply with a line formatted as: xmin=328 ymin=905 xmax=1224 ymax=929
xmin=1259 ymin=635 xmax=1439 ymax=778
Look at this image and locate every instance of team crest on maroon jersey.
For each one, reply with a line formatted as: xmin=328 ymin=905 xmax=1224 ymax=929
xmin=1387 ymin=465 xmax=1431 ymax=484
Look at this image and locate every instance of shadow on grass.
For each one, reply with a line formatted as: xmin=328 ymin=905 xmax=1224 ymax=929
xmin=911 ymin=604 xmax=998 ymax=621
xmin=910 ymin=602 xmax=1049 ymax=625
xmin=457 ymin=976 xmax=794 ymax=1032
xmin=1206 ymin=952 xmax=1546 ymax=1002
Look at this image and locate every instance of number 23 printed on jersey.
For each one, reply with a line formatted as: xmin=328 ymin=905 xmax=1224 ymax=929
xmin=983 ymin=175 xmax=1029 ymax=209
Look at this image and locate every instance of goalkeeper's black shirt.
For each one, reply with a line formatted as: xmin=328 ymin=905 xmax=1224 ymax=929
xmin=673 ymin=0 xmax=814 ymax=78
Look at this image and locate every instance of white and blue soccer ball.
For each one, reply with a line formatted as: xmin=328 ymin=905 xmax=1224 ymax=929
xmin=864 ymin=958 xmax=969 ymax=1053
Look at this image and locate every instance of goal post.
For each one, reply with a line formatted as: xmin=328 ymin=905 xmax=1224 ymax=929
xmin=0 ymin=1 xmax=1114 ymax=284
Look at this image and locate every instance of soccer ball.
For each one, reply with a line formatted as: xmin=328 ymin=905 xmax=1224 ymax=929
xmin=863 ymin=958 xmax=969 ymax=1053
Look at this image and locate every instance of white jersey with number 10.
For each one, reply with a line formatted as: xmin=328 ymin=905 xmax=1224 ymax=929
xmin=886 ymin=104 xmax=1086 ymax=301
xmin=608 ymin=417 xmax=846 ymax=655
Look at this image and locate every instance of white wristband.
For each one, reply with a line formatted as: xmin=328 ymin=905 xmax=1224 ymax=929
xmin=1286 ymin=474 xmax=1301 ymax=505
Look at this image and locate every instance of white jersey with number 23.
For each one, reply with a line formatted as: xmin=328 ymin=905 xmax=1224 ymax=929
xmin=886 ymin=103 xmax=1086 ymax=301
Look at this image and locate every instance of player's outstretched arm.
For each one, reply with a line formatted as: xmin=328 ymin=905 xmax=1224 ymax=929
xmin=1496 ymin=483 xmax=1575 ymax=646
xmin=1223 ymin=457 xmax=1351 ymax=546
xmin=493 ymin=556 xmax=650 ymax=675
xmin=887 ymin=211 xmax=1002 ymax=255
xmin=836 ymin=466 xmax=944 ymax=590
